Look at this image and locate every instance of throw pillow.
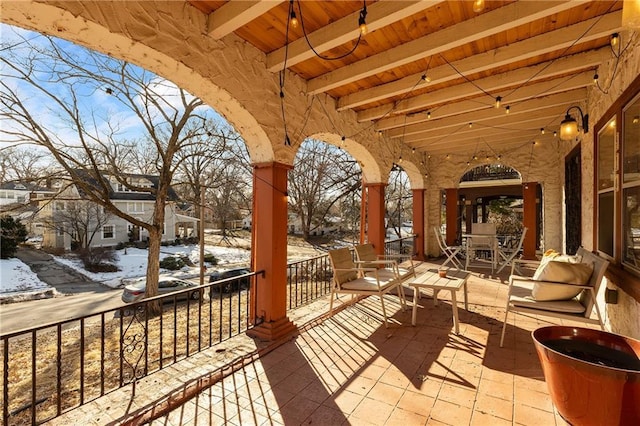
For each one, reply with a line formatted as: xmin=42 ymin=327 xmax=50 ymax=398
xmin=532 ymin=261 xmax=594 ymax=301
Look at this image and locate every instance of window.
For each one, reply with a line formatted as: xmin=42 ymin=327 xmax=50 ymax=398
xmin=127 ymin=202 xmax=144 ymax=213
xmin=622 ymin=93 xmax=640 ymax=268
xmin=102 ymin=224 xmax=115 ymax=239
xmin=57 ymin=227 xmax=65 ymax=237
xmin=595 ymin=75 xmax=640 ymax=275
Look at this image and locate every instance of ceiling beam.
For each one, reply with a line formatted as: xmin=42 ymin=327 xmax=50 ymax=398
xmin=391 ymin=104 xmax=569 ymax=141
xmin=307 ymin=1 xmax=586 ymax=94
xmin=360 ymin=70 xmax=595 ymax=124
xmin=401 ymin=107 xmax=567 ymax=145
xmin=207 ymin=0 xmax=284 ymax=39
xmin=414 ymin=132 xmax=558 ymax=154
xmin=267 ymin=0 xmax=442 ymax=72
xmin=375 ymin=88 xmax=587 ymax=131
xmin=337 ymin=11 xmax=619 ymax=111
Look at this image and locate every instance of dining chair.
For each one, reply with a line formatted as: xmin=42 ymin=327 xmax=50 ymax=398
xmin=433 ymin=227 xmax=464 ymax=270
xmin=465 ymin=223 xmax=498 ymax=272
xmin=496 ymin=227 xmax=528 ymax=274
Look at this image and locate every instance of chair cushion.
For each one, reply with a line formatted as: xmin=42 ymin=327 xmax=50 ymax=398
xmin=531 ymin=261 xmax=594 ymax=301
xmin=341 ymin=276 xmax=395 ymax=292
xmin=510 ymin=296 xmax=587 ymax=314
xmin=329 ymin=248 xmax=358 ymax=284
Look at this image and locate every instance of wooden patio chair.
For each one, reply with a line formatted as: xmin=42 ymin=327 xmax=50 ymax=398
xmin=500 ymin=247 xmax=609 ymax=347
xmin=328 ymin=247 xmax=407 ymax=328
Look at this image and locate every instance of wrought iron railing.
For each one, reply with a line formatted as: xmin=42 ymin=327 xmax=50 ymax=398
xmin=3 ymin=236 xmax=418 ymax=425
xmin=1 ymin=272 xmax=259 ymax=426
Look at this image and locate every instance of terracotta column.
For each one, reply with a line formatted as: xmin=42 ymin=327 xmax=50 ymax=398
xmin=366 ymin=183 xmax=386 ymax=255
xmin=247 ymin=162 xmax=296 ymax=341
xmin=523 ymin=182 xmax=538 ymax=259
xmin=445 ymin=188 xmax=458 ymax=246
xmin=360 ymin=180 xmax=367 ymax=244
xmin=412 ymin=188 xmax=426 ymax=260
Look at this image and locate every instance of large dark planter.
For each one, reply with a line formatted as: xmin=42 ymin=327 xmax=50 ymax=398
xmin=532 ymin=326 xmax=640 ymax=426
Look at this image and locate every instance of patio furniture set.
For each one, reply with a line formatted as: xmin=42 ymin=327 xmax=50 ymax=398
xmin=327 ymin=235 xmax=610 ymax=346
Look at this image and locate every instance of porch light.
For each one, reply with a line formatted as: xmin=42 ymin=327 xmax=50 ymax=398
xmin=622 ymin=0 xmax=640 ymax=30
xmin=472 ymin=0 xmax=485 ymax=13
xmin=560 ymin=106 xmax=589 ymax=141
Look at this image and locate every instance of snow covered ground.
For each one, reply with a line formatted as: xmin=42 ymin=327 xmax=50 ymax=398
xmin=0 ymin=244 xmax=250 ymax=299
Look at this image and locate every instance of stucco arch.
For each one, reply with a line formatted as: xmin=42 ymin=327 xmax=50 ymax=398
xmin=396 ymin=161 xmax=426 ymax=190
xmin=0 ymin=1 xmax=276 ymax=163
xmin=307 ymin=133 xmax=384 ymax=184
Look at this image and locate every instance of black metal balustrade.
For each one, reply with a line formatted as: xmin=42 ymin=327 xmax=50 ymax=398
xmin=1 ymin=272 xmax=259 ymax=426
xmin=2 ymin=235 xmax=417 ymax=425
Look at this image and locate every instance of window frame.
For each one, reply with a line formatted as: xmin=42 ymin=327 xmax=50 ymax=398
xmin=102 ymin=224 xmax=115 ymax=240
xmin=593 ymin=73 xmax=640 ymax=302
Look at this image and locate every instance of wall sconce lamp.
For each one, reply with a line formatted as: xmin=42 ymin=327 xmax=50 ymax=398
xmin=622 ymin=0 xmax=640 ymax=30
xmin=560 ymin=106 xmax=589 ymax=141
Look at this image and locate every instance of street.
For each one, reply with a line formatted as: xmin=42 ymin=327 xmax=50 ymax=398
xmin=0 ymin=247 xmax=125 ymax=335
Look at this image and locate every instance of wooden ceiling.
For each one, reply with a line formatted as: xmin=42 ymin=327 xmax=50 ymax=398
xmin=186 ymin=0 xmax=623 ymax=156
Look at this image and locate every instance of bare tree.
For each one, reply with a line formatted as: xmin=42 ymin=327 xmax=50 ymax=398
xmin=0 ymin=145 xmax=55 ymax=184
xmin=385 ymin=167 xmax=412 ymax=239
xmin=0 ymin=29 xmax=214 ymax=307
xmin=289 ymin=139 xmax=361 ymax=240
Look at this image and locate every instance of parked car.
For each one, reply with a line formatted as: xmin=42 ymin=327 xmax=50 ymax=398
xmin=209 ymin=267 xmax=251 ymax=294
xmin=121 ymin=277 xmax=202 ymax=303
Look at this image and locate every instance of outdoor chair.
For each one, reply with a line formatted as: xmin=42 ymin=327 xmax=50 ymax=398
xmin=500 ymin=247 xmax=609 ymax=347
xmin=433 ymin=227 xmax=464 ymax=270
xmin=328 ymin=247 xmax=407 ymax=328
xmin=496 ymin=227 xmax=528 ymax=274
xmin=354 ymin=243 xmax=416 ymax=283
xmin=465 ymin=223 xmax=498 ymax=273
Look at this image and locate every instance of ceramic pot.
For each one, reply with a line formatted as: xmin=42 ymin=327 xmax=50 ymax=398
xmin=532 ymin=326 xmax=640 ymax=426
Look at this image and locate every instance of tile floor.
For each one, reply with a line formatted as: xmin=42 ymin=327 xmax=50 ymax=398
xmin=137 ymin=261 xmax=586 ymax=426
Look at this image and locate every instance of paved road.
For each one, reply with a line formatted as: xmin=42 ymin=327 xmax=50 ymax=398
xmin=0 ymin=248 xmax=124 ymax=335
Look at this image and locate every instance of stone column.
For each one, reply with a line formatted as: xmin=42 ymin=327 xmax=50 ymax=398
xmin=366 ymin=183 xmax=386 ymax=255
xmin=412 ymin=188 xmax=426 ymax=260
xmin=446 ymin=188 xmax=459 ymax=245
xmin=248 ymin=162 xmax=296 ymax=341
xmin=523 ymin=182 xmax=538 ymax=259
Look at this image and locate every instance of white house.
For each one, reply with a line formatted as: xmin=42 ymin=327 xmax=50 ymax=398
xmin=33 ymin=173 xmax=198 ymax=250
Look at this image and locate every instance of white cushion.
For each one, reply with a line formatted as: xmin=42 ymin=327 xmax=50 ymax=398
xmin=531 ymin=261 xmax=594 ymax=301
xmin=510 ymin=296 xmax=587 ymax=314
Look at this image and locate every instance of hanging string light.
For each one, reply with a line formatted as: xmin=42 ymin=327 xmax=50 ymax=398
xmin=495 ymin=96 xmax=502 ymax=109
xmin=472 ymin=0 xmax=485 ymax=13
xmin=505 ymin=106 xmax=510 ymax=114
xmin=289 ymin=0 xmax=298 ymax=28
xmin=358 ymin=2 xmax=368 ymax=35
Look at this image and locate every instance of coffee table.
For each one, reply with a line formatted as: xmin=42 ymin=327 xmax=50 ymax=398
xmin=409 ymin=268 xmax=470 ymax=334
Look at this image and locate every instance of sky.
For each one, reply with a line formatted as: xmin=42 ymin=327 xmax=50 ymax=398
xmin=0 ymin=244 xmax=250 ymax=301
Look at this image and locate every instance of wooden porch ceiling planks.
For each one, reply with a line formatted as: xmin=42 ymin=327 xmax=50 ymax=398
xmin=184 ymin=0 xmax=622 ymax=156
xmin=306 ymin=1 xmax=586 ymax=95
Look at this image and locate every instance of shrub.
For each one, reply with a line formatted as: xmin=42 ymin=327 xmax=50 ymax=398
xmin=0 ymin=216 xmax=28 ymax=259
xmin=159 ymin=256 xmax=186 ymax=270
xmin=203 ymin=253 xmax=218 ymax=265
xmin=77 ymin=247 xmax=119 ymax=271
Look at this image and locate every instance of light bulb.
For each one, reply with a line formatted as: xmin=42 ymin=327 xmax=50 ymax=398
xmin=472 ymin=0 xmax=485 ymax=13
xmin=290 ymin=12 xmax=298 ymax=29
xmin=495 ymin=96 xmax=502 ymax=109
xmin=610 ymin=33 xmax=619 ymax=48
xmin=505 ymin=106 xmax=510 ymax=114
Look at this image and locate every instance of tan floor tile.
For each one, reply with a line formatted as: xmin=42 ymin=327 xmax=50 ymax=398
xmin=325 ymin=389 xmax=365 ymax=415
xmin=514 ymin=403 xmax=557 ymax=425
xmin=350 ymin=396 xmax=395 ymax=426
xmin=396 ymin=389 xmax=435 ymax=415
xmin=277 ymin=394 xmax=322 ymax=424
xmin=304 ymin=404 xmax=349 ymax=425
xmin=437 ymin=382 xmax=477 ymax=408
xmin=478 ymin=378 xmax=513 ymax=402
xmin=367 ymin=381 xmax=405 ymax=405
xmin=385 ymin=407 xmax=430 ymax=425
xmin=470 ymin=410 xmax=513 ymax=426
xmin=430 ymin=399 xmax=473 ymax=425
xmin=474 ymin=393 xmax=514 ymax=421
xmin=514 ymin=386 xmax=554 ymax=412
xmin=344 ymin=375 xmax=377 ymax=396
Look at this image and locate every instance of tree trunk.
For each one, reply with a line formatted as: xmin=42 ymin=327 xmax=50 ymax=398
xmin=145 ymin=225 xmax=163 ymax=315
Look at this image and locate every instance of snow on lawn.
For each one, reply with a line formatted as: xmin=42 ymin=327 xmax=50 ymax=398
xmin=53 ymin=245 xmax=251 ymax=288
xmin=0 ymin=258 xmax=55 ymax=297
